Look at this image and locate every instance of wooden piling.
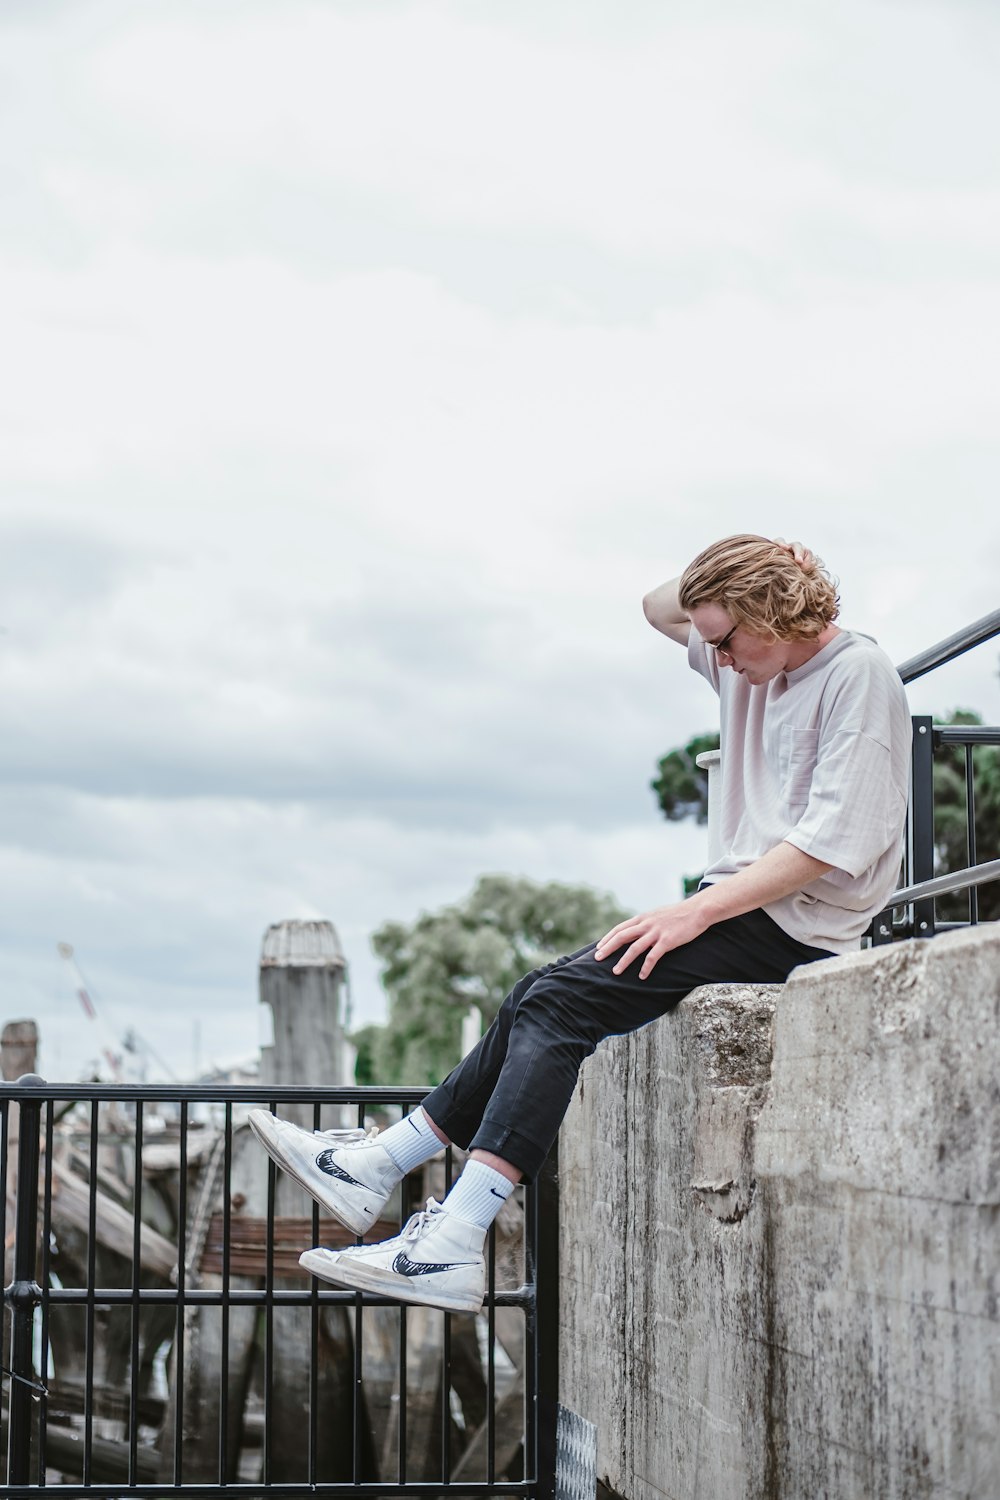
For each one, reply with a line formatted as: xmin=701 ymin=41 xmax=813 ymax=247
xmin=161 ymin=918 xmax=362 ymax=1484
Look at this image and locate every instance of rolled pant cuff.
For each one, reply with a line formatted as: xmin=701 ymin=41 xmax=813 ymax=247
xmin=467 ymin=1121 xmax=547 ymax=1184
xmin=419 ymin=1084 xmax=483 ymax=1154
xmin=421 ymin=1085 xmax=549 ymax=1182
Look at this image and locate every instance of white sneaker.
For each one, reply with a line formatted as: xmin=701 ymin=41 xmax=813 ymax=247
xmin=299 ymin=1199 xmax=486 ymax=1314
xmin=247 ymin=1110 xmax=401 ymax=1237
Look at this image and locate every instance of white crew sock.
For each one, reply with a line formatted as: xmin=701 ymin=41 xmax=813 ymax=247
xmin=440 ymin=1159 xmax=516 ymax=1230
xmin=377 ymin=1108 xmax=443 ymax=1175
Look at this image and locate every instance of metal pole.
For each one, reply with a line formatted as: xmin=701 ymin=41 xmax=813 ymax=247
xmin=4 ymin=1072 xmax=46 ymax=1486
xmin=910 ymin=717 xmax=936 ymax=937
xmin=870 ymin=907 xmax=895 ymax=946
xmin=896 ymin=607 xmax=1000 ymax=684
xmin=533 ymin=1149 xmax=560 ymax=1500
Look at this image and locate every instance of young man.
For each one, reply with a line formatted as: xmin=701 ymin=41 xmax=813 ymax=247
xmin=249 ymin=534 xmax=911 ymax=1313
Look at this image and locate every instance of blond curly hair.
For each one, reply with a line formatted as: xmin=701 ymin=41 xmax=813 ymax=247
xmin=678 ymin=534 xmax=840 ymax=642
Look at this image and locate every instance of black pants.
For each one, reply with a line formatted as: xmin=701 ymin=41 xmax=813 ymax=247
xmin=422 ymin=907 xmax=833 ymax=1181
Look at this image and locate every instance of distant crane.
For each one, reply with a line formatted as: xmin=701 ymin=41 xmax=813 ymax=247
xmin=56 ymin=942 xmax=178 ymax=1083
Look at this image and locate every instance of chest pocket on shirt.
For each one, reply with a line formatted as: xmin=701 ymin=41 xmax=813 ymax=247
xmin=779 ymin=726 xmax=820 ymax=810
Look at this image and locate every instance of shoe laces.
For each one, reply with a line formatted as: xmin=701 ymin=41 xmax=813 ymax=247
xmin=403 ymin=1197 xmax=444 ymax=1241
xmin=311 ymin=1124 xmax=377 ymax=1147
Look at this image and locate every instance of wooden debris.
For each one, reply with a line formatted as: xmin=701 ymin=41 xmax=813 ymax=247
xmin=43 ymin=1425 xmax=160 ymax=1484
xmin=49 ymin=1158 xmax=177 ymax=1279
xmin=199 ymin=1212 xmax=399 ymax=1277
xmin=44 ymin=1374 xmax=164 ymax=1430
xmin=451 ymin=1368 xmax=526 ymax=1482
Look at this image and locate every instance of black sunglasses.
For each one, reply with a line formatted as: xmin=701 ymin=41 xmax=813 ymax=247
xmin=709 ymin=622 xmax=738 ymax=656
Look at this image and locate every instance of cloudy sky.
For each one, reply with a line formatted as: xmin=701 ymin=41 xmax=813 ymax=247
xmin=2 ymin=0 xmax=999 ymax=1081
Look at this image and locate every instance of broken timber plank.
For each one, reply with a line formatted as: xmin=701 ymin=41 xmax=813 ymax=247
xmin=49 ymin=1159 xmax=176 ymax=1279
xmin=450 ymin=1367 xmax=525 ymax=1482
xmin=199 ymin=1212 xmax=399 ymax=1278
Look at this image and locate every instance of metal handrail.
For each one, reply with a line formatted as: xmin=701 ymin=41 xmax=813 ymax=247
xmin=933 ymin=725 xmax=1000 ymax=745
xmin=888 ymin=857 xmax=1000 ymax=908
xmin=0 ymin=1078 xmax=560 ymax=1498
xmin=896 ymin=607 xmax=1000 ymax=684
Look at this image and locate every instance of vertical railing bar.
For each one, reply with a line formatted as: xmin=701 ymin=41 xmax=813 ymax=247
xmin=398 ymin=1303 xmax=408 ymax=1484
xmin=264 ymin=1100 xmax=276 ymax=1489
xmin=0 ymin=1098 xmax=6 ymax=1458
xmin=523 ymin=1176 xmax=538 ymax=1490
xmin=174 ymin=1100 xmax=188 ymax=1487
xmin=442 ymin=1305 xmax=452 ymax=1488
xmin=6 ymin=1077 xmax=44 ymax=1490
xmin=967 ymin=743 xmax=979 ymax=924
xmin=0 ymin=1095 xmax=8 ymax=1254
xmin=398 ymin=1110 xmax=409 ymax=1486
xmin=351 ymin=1291 xmax=364 ymax=1483
xmin=534 ymin=1155 xmax=560 ymax=1500
xmin=910 ymin=716 xmax=936 ymax=937
xmin=83 ymin=1097 xmax=99 ymax=1485
xmin=441 ymin=1142 xmax=453 ymax=1485
xmin=128 ymin=1100 xmax=144 ymax=1486
xmin=351 ymin=1103 xmax=364 ymax=1489
xmin=38 ymin=1098 xmax=55 ymax=1487
xmin=487 ymin=1222 xmax=496 ymax=1486
xmin=309 ymin=1098 xmax=321 ymax=1489
xmin=0 ymin=1096 xmax=7 ymax=1429
xmin=219 ymin=1102 xmax=233 ymax=1486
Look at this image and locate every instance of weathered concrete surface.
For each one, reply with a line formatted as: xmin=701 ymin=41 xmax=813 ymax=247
xmin=559 ymin=926 xmax=1000 ymax=1500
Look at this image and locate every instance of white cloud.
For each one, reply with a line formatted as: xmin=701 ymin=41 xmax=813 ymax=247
xmin=1 ymin=0 xmax=999 ymax=1078
xmin=0 ymin=787 xmax=711 ymax=1077
xmin=67 ymin=1 xmax=1000 ymax=267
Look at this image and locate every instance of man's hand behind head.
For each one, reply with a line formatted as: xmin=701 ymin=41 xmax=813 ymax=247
xmin=773 ymin=538 xmax=818 ymax=574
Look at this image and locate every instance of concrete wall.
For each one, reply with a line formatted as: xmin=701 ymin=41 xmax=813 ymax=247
xmin=558 ymin=925 xmax=1000 ymax=1500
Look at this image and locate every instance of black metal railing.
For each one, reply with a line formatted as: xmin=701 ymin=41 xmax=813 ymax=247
xmin=1 ymin=1080 xmax=558 ymax=1498
xmin=872 ymin=608 xmax=1000 ymax=943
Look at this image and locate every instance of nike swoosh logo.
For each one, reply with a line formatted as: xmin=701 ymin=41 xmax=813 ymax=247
xmin=489 ymin=1187 xmax=507 ymax=1199
xmin=391 ymin=1251 xmax=477 ymax=1277
xmin=315 ymin=1150 xmax=363 ymax=1187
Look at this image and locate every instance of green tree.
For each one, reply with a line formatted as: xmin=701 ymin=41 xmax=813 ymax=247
xmin=350 ymin=1024 xmax=382 ymax=1089
xmin=364 ymin=874 xmax=628 ymax=1086
xmin=651 ymin=711 xmax=1000 ymax=919
xmin=933 ymin=710 xmax=1000 ymax=922
xmin=650 ymin=731 xmax=720 ymax=825
xmin=650 ymin=730 xmax=720 ymax=893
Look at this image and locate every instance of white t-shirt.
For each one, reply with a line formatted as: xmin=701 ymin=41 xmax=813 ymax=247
xmin=688 ymin=625 xmax=912 ymax=954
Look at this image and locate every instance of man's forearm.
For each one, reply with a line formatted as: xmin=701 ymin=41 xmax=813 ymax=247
xmin=594 ymin=839 xmax=836 ymax=977
xmin=642 ymin=575 xmax=688 ymax=633
xmin=688 ymin=842 xmax=833 ymax=927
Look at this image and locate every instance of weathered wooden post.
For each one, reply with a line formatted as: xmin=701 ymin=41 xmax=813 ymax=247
xmin=3 ymin=1022 xmax=39 ymax=1255
xmin=165 ymin=919 xmax=367 ymax=1484
xmin=257 ymin=919 xmax=365 ymax=1480
xmin=2 ymin=1021 xmax=39 ymax=1376
xmin=2 ymin=1022 xmax=39 ymax=1240
xmin=259 ymin=919 xmax=349 ymax=1105
xmin=1 ymin=1021 xmax=39 ymax=1084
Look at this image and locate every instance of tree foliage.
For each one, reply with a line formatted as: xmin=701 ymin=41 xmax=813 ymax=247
xmin=350 ymin=1024 xmax=382 ymax=1090
xmin=933 ymin=710 xmax=1000 ymax=922
xmin=650 ymin=732 xmax=720 ymax=825
xmin=361 ymin=874 xmax=628 ymax=1086
xmin=651 ymin=710 xmax=1000 ymax=921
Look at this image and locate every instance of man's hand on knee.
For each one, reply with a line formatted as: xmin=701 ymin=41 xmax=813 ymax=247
xmin=594 ymin=901 xmax=712 ymax=979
